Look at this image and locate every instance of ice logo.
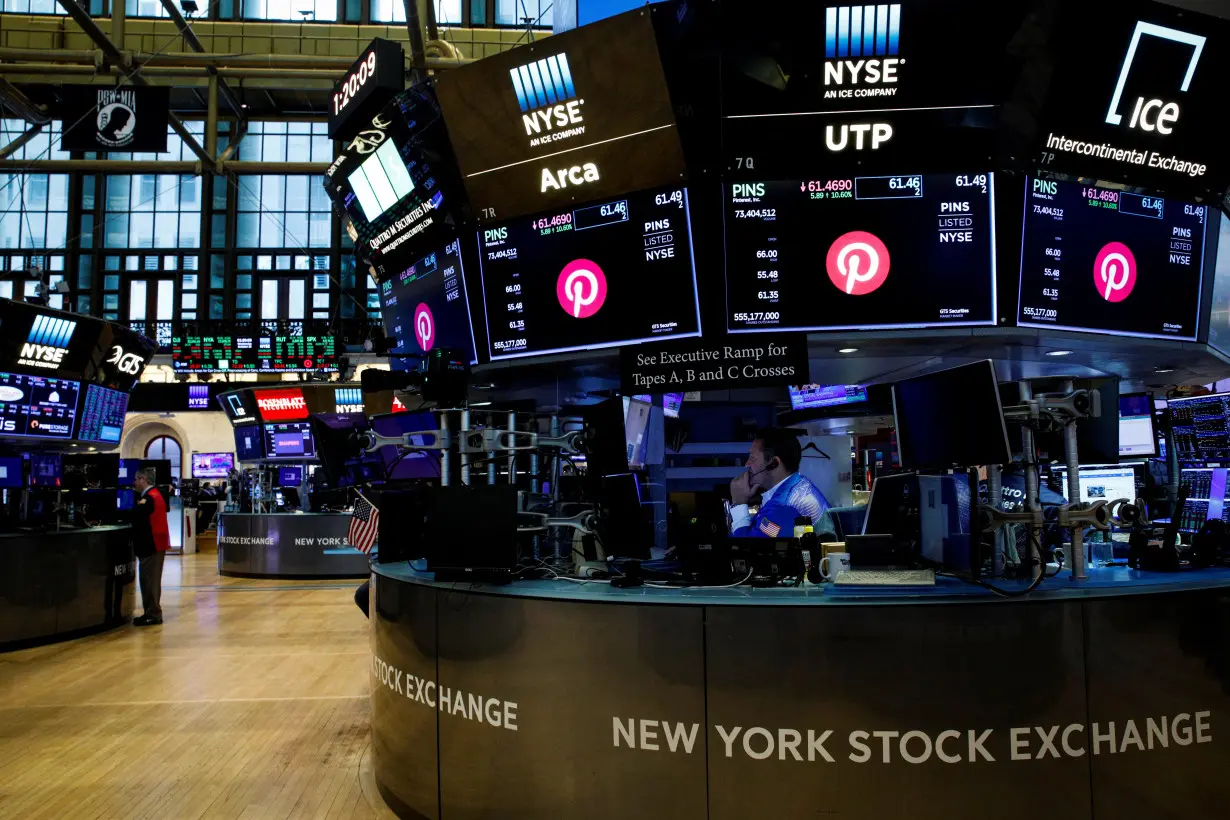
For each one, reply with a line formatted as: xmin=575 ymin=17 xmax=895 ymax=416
xmin=556 ymin=259 xmax=607 ymax=318
xmin=413 ymin=303 xmax=435 ymax=351
xmin=1094 ymin=242 xmax=1137 ymax=303
xmin=826 ymin=231 xmax=891 ymax=295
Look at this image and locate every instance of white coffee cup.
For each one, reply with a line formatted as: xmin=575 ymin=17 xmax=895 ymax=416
xmin=820 ymin=552 xmax=851 ymax=581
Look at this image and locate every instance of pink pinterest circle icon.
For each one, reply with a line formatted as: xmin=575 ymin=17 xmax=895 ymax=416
xmin=413 ymin=303 xmax=435 ymax=351
xmin=1093 ymin=241 xmax=1137 ymax=303
xmin=556 ymin=259 xmax=608 ymax=319
xmin=826 ymin=231 xmax=891 ymax=296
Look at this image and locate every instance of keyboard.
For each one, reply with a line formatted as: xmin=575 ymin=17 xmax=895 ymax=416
xmin=833 ymin=569 xmax=936 ymax=586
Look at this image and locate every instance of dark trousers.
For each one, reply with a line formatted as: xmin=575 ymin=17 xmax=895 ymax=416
xmin=138 ymin=551 xmax=165 ymax=619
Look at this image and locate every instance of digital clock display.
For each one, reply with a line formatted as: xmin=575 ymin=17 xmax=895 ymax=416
xmin=725 ymin=172 xmax=997 ymax=332
xmin=1018 ymin=177 xmax=1208 ymax=339
xmin=327 ymin=38 xmax=405 ymax=140
xmin=477 ymin=186 xmax=701 ymax=360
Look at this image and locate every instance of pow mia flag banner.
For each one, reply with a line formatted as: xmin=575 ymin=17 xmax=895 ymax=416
xmin=61 ymin=87 xmax=170 ymax=153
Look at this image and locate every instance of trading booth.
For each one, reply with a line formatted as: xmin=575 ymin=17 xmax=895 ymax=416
xmin=212 ymin=383 xmax=377 ymax=579
xmin=326 ymin=1 xmax=1230 ymax=817
xmin=0 ymin=299 xmax=155 ymax=649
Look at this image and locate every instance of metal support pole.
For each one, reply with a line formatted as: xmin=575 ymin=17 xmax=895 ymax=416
xmin=112 ymin=0 xmax=126 ymax=53
xmin=487 ymin=411 xmax=496 ymax=484
xmin=460 ymin=408 xmax=470 ymax=486
xmin=158 ymin=0 xmax=247 ymax=118
xmin=439 ymin=411 xmax=450 ymax=487
xmin=1019 ymin=381 xmax=1042 ymax=580
xmin=1059 ymin=380 xmax=1088 ymax=580
xmin=401 ymin=0 xmax=429 ymax=83
xmin=205 ymin=74 xmax=218 ymax=160
xmin=0 ymin=79 xmax=51 ymax=125
xmin=507 ymin=412 xmax=517 ymax=484
xmin=987 ymin=464 xmax=1004 ymax=579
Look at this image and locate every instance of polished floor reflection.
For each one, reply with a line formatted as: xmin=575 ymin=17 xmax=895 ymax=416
xmin=0 ymin=552 xmax=389 ymax=819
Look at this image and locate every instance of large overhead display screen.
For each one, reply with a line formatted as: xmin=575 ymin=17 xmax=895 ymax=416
xmin=1036 ymin=0 xmax=1227 ymax=194
xmin=1017 ymin=177 xmax=1207 ymax=339
xmin=721 ymin=1 xmax=1025 ymax=176
xmin=435 ymin=9 xmax=685 ymax=223
xmin=323 ymin=84 xmax=467 ymax=282
xmin=0 ymin=371 xmax=79 ymax=439
xmin=379 ymin=238 xmax=478 ymax=367
xmin=725 ymin=172 xmax=996 ymax=332
xmin=478 ymin=186 xmax=701 ymax=360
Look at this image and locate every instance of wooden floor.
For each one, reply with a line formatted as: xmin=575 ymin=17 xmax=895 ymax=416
xmin=0 ymin=551 xmax=392 ymax=820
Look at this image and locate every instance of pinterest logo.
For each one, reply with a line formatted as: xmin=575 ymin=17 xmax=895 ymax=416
xmin=556 ymin=259 xmax=608 ymax=318
xmin=1093 ymin=242 xmax=1136 ymax=303
xmin=826 ymin=231 xmax=891 ymax=295
xmin=413 ymin=303 xmax=435 ymax=351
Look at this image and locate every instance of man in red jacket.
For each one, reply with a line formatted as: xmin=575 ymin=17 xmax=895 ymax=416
xmin=131 ymin=467 xmax=171 ymax=626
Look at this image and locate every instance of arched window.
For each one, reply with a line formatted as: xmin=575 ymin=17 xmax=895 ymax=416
xmin=144 ymin=435 xmax=182 ymax=483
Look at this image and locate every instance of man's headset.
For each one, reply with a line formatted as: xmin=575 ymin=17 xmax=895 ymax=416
xmin=747 ymin=457 xmax=781 ymax=485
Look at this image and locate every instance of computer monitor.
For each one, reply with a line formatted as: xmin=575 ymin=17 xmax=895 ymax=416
xmin=1052 ymin=464 xmax=1140 ymax=505
xmin=789 ymin=384 xmax=869 ymax=411
xmin=263 ymin=422 xmax=316 ymax=460
xmin=918 ymin=472 xmax=979 ymax=578
xmin=118 ymin=458 xmax=141 ymax=486
xmin=278 ymin=466 xmax=303 ymax=487
xmin=580 ymin=398 xmax=630 ymax=480
xmin=28 ymin=453 xmax=62 ymax=488
xmin=192 ymin=452 xmax=235 ymax=478
xmin=891 ymin=361 xmax=1011 ymax=469
xmin=663 ymin=393 xmax=684 ymax=419
xmin=623 ymin=397 xmax=652 ymax=470
xmin=1119 ymin=392 xmax=1157 ymax=458
xmin=594 ymin=473 xmax=652 ymax=559
xmin=0 ymin=456 xmax=22 ymax=488
xmin=234 ymin=425 xmax=263 ymax=462
xmin=117 ymin=489 xmax=135 ymax=511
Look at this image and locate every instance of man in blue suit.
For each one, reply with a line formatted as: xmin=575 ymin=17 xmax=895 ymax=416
xmin=730 ymin=428 xmax=830 ymax=538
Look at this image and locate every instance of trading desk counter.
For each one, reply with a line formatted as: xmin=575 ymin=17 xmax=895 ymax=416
xmin=1 ymin=525 xmax=134 ymax=650
xmin=370 ymin=563 xmax=1230 ymax=820
xmin=217 ymin=513 xmax=368 ymax=579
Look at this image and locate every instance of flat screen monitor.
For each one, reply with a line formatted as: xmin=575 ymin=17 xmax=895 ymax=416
xmin=435 ymin=8 xmax=685 ymax=222
xmin=0 ymin=370 xmax=79 ymax=439
xmin=28 ymin=453 xmax=62 ymax=488
xmin=118 ymin=458 xmax=140 ymax=486
xmin=371 ymin=411 xmax=441 ymax=481
xmin=892 ymin=360 xmax=1011 ymax=469
xmin=233 ymin=425 xmax=264 ymax=462
xmin=789 ymin=384 xmax=869 ymax=411
xmin=663 ymin=392 xmax=683 ymax=419
xmin=0 ymin=456 xmax=21 ymax=488
xmin=1053 ymin=464 xmax=1140 ymax=506
xmin=278 ymin=466 xmax=304 ymax=487
xmin=623 ymin=397 xmax=652 ymax=470
xmin=263 ymin=422 xmax=316 ymax=460
xmin=379 ymin=237 xmax=478 ymax=367
xmin=1170 ymin=392 xmax=1230 ymax=463
xmin=172 ymin=332 xmax=338 ymax=373
xmin=1017 ymin=178 xmax=1208 ymax=339
xmin=725 ymin=173 xmax=997 ymax=332
xmin=1119 ymin=392 xmax=1157 ymax=458
xmin=192 ymin=452 xmax=235 ymax=478
xmin=218 ymin=389 xmax=258 ymax=425
xmin=478 ymin=186 xmax=702 ymax=360
xmin=1174 ymin=467 xmax=1229 ymax=533
xmin=117 ymin=488 xmax=135 ymax=511
xmin=77 ymin=383 xmax=128 ymax=444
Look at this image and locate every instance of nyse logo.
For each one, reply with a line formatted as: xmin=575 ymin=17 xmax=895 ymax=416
xmin=826 ymin=123 xmax=893 ymax=151
xmin=511 ymin=54 xmax=585 ymax=144
xmin=107 ymin=345 xmax=146 ymax=376
xmin=823 ymin=4 xmax=902 ymax=96
xmin=541 ymin=162 xmax=599 ymax=192
xmin=1105 ymin=22 xmax=1205 ymax=135
xmin=18 ymin=314 xmax=76 ymax=369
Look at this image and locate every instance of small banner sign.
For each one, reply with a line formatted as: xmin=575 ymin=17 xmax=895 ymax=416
xmin=620 ymin=334 xmax=809 ymax=393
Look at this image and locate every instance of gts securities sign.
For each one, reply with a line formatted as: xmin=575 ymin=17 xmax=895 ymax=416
xmin=435 ymin=7 xmax=686 ymax=222
xmin=1037 ymin=0 xmax=1228 ymax=192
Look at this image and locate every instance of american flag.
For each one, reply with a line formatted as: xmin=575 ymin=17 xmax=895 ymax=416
xmin=348 ymin=494 xmax=380 ymax=554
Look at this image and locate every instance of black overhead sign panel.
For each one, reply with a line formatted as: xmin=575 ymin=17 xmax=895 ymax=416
xmin=621 ymin=334 xmax=809 ymax=394
xmin=328 ymin=38 xmax=406 ymax=141
xmin=60 ymin=86 xmax=170 ymax=153
xmin=1037 ymin=0 xmax=1228 ymax=194
xmin=434 ymin=8 xmax=686 ymax=223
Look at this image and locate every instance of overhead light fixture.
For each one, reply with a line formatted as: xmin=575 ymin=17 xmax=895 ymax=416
xmin=470 ymin=401 xmax=492 ymax=407
xmin=1155 ymin=368 xmax=1175 ymax=374
xmin=1046 ymin=350 xmax=1071 ymax=357
xmin=180 ymin=0 xmax=199 ymax=12
xmin=838 ymin=348 xmax=858 ymax=354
